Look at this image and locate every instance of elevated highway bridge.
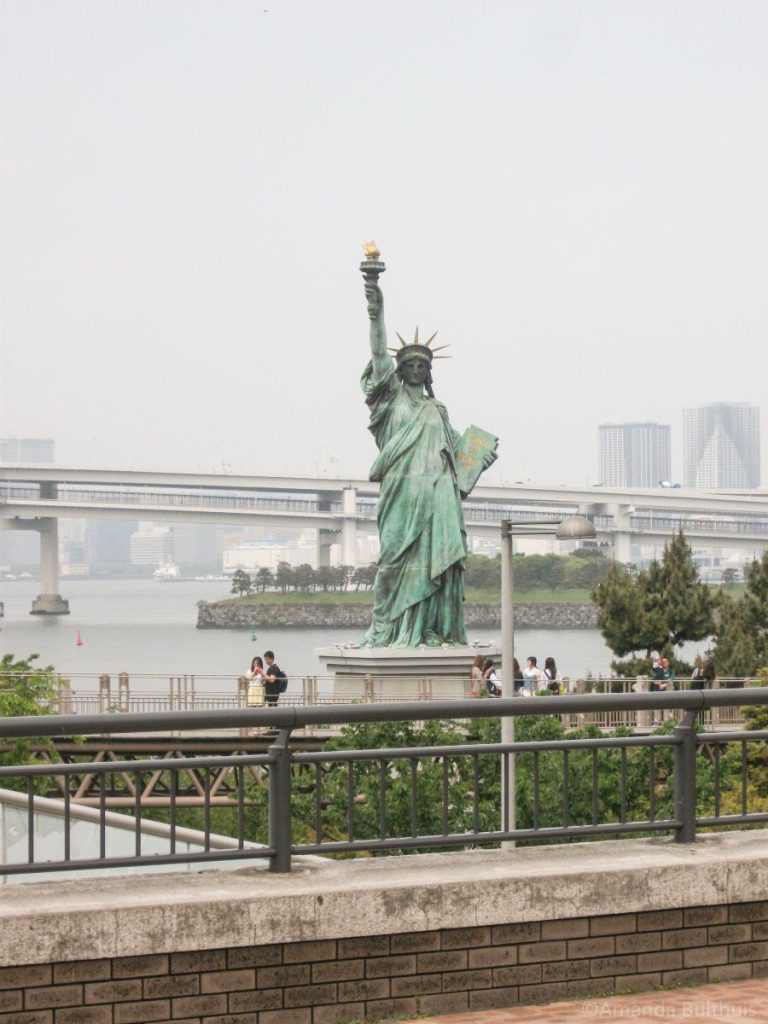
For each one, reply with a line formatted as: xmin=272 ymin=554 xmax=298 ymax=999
xmin=2 ymin=465 xmax=767 ymax=613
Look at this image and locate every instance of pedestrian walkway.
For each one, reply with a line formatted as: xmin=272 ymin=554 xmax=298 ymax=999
xmin=405 ymin=977 xmax=768 ymax=1022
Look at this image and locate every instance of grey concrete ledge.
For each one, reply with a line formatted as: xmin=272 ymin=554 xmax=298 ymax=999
xmin=0 ymin=831 xmax=766 ymax=967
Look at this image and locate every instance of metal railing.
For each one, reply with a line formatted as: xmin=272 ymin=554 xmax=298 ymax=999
xmin=1 ymin=688 xmax=767 ymax=877
xmin=29 ymin=672 xmax=761 ymax=730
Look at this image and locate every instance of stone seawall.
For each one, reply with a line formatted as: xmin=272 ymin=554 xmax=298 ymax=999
xmin=196 ymin=600 xmax=598 ymax=630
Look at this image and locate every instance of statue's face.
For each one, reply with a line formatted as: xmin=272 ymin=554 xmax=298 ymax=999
xmin=400 ymin=356 xmax=430 ymax=387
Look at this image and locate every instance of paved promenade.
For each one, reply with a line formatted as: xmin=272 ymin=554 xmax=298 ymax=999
xmin=409 ymin=977 xmax=768 ymax=1022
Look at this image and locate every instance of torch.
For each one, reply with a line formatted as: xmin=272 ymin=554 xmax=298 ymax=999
xmin=360 ymin=241 xmax=386 ymax=318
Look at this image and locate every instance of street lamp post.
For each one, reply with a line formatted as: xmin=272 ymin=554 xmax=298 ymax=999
xmin=500 ymin=515 xmax=597 ymax=848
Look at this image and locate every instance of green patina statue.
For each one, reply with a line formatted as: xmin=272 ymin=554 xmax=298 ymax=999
xmin=360 ymin=244 xmax=498 ymax=647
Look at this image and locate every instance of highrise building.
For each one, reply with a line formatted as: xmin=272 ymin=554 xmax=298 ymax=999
xmin=683 ymin=403 xmax=760 ymax=489
xmin=129 ymin=526 xmax=173 ymax=566
xmin=85 ymin=520 xmax=137 ymax=565
xmin=0 ymin=437 xmax=55 ymax=463
xmin=598 ymin=423 xmax=671 ymax=488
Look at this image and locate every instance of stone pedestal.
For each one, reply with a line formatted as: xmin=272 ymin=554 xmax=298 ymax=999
xmin=316 ymin=644 xmax=501 ymax=701
xmin=30 ymin=594 xmax=70 ymax=615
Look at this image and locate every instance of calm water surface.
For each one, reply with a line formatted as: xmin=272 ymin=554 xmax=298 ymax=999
xmin=0 ymin=578 xmax=663 ymax=691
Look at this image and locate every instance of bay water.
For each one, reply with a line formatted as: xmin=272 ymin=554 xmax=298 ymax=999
xmin=1 ymin=579 xmax=707 ymax=694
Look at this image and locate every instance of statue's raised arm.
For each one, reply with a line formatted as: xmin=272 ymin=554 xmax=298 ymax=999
xmin=360 ymin=241 xmax=390 ymax=378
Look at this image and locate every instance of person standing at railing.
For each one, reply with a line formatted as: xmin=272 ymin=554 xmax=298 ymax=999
xmin=470 ymin=654 xmax=485 ymax=697
xmin=482 ymin=658 xmax=501 ymax=696
xmin=264 ymin=650 xmax=287 ymax=707
xmin=245 ymin=656 xmax=266 ymax=707
xmin=691 ymin=657 xmax=716 ymax=691
xmin=513 ymin=657 xmax=525 ymax=694
xmin=544 ymin=656 xmax=562 ymax=695
xmin=523 ymin=656 xmax=546 ymax=695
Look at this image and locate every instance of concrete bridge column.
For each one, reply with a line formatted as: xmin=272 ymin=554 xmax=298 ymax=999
xmin=317 ymin=530 xmax=335 ymax=567
xmin=317 ymin=493 xmax=335 ymax=567
xmin=341 ymin=486 xmax=358 ymax=568
xmin=31 ymin=517 xmax=69 ymax=615
xmin=610 ymin=503 xmax=633 ymax=564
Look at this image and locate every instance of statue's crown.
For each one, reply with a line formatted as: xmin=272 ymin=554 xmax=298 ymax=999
xmin=388 ymin=326 xmax=450 ymax=363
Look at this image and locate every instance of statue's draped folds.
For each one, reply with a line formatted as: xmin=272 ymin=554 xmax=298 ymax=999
xmin=362 ymin=358 xmax=468 ymax=647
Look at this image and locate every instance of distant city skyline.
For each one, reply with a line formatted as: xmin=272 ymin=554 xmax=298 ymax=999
xmin=598 ymin=422 xmax=671 ymax=488
xmin=684 ymin=402 xmax=761 ymax=489
xmin=0 ymin=437 xmax=55 ymax=465
xmin=1 ymin=2 xmax=767 ymax=489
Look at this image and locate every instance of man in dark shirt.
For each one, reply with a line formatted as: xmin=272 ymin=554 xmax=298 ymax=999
xmin=264 ymin=650 xmax=285 ymax=706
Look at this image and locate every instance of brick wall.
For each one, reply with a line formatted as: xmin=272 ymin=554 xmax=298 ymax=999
xmin=1 ymin=900 xmax=767 ymax=1024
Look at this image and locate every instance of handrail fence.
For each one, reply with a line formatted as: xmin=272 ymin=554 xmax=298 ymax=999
xmin=0 ymin=689 xmax=767 ymax=877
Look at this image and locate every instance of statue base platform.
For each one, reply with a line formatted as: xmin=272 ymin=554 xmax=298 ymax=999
xmin=30 ymin=594 xmax=70 ymax=615
xmin=316 ymin=643 xmax=501 ymax=701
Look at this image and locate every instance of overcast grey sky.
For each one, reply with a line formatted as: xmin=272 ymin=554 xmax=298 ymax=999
xmin=1 ymin=0 xmax=766 ymax=487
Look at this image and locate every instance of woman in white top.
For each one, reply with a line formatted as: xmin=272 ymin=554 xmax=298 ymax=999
xmin=246 ymin=655 xmax=266 ymax=707
xmin=523 ymin=656 xmax=545 ymax=695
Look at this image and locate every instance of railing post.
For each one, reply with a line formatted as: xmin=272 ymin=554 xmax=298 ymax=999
xmin=99 ymin=674 xmax=111 ymax=713
xmin=635 ymin=676 xmax=651 ymax=730
xmin=268 ymin=728 xmax=294 ymax=872
xmin=57 ymin=677 xmax=72 ymax=715
xmin=710 ymin=675 xmax=720 ymax=729
xmin=118 ymin=672 xmax=129 ymax=712
xmin=673 ymin=710 xmax=698 ymax=843
xmin=302 ymin=675 xmax=318 ymax=705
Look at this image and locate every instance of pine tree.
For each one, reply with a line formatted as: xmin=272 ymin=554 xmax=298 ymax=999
xmin=714 ymin=552 xmax=768 ymax=676
xmin=230 ymin=569 xmax=252 ymax=596
xmin=592 ymin=529 xmax=714 ymax=675
xmin=655 ymin=530 xmax=715 ymax=649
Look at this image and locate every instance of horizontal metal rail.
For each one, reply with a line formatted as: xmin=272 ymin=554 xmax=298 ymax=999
xmin=2 ymin=687 xmax=766 ymax=737
xmin=0 ymin=691 xmax=766 ymax=876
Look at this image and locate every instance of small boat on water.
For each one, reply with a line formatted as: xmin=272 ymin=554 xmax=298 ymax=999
xmin=153 ymin=563 xmax=181 ymax=581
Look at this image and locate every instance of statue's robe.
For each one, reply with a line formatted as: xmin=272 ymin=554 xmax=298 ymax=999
xmin=362 ymin=359 xmax=467 ymax=647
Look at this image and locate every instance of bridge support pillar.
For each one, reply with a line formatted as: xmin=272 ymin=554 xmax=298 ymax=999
xmin=317 ymin=530 xmax=335 ymax=567
xmin=610 ymin=504 xmax=633 ymax=564
xmin=341 ymin=486 xmax=358 ymax=568
xmin=30 ymin=517 xmax=69 ymax=615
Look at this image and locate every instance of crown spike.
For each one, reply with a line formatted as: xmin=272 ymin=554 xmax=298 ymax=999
xmin=413 ymin=326 xmax=419 ymax=345
xmin=430 ymin=343 xmax=451 ymax=353
xmin=424 ymin=331 xmax=438 ymax=348
xmin=396 ymin=332 xmax=408 ymax=348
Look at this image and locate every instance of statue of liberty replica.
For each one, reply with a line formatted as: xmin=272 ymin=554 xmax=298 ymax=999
xmin=360 ymin=244 xmax=498 ymax=648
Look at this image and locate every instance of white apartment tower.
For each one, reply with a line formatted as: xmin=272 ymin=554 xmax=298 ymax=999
xmin=598 ymin=423 xmax=671 ymax=488
xmin=683 ymin=403 xmax=760 ymax=489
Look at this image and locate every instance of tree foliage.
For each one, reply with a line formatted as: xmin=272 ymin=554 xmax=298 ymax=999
xmin=713 ymin=553 xmax=768 ymax=676
xmin=463 ymin=549 xmax=610 ymax=593
xmin=254 ymin=567 xmax=274 ymax=593
xmin=592 ymin=530 xmax=714 ymax=675
xmin=0 ymin=654 xmax=59 ymax=779
xmin=230 ymin=569 xmax=252 ymax=596
xmin=352 ymin=565 xmax=377 ymax=590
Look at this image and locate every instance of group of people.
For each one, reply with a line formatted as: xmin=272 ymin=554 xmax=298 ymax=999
xmin=470 ymin=654 xmax=564 ymax=698
xmin=245 ymin=650 xmax=287 ymax=707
